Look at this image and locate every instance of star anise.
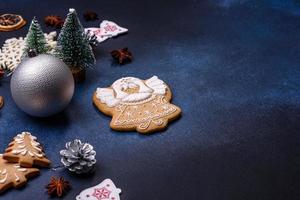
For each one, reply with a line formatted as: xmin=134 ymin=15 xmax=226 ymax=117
xmin=111 ymin=47 xmax=133 ymax=64
xmin=46 ymin=177 xmax=71 ymax=197
xmin=83 ymin=11 xmax=98 ymax=21
xmin=44 ymin=15 xmax=64 ymax=28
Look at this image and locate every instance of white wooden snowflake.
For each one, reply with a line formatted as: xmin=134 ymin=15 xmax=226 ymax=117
xmin=0 ymin=31 xmax=57 ymax=72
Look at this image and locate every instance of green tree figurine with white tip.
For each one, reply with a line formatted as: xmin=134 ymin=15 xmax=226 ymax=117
xmin=56 ymin=8 xmax=96 ymax=82
xmin=23 ymin=17 xmax=48 ymax=57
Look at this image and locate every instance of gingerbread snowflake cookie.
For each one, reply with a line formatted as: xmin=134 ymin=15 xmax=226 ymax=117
xmin=93 ymin=76 xmax=181 ymax=134
xmin=3 ymin=132 xmax=51 ymax=168
xmin=0 ymin=154 xmax=39 ymax=193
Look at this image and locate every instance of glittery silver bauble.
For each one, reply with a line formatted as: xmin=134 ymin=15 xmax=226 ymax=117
xmin=11 ymin=54 xmax=74 ymax=117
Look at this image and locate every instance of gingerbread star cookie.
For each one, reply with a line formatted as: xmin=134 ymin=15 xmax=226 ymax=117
xmin=0 ymin=154 xmax=39 ymax=193
xmin=93 ymin=76 xmax=181 ymax=134
xmin=3 ymin=132 xmax=51 ymax=168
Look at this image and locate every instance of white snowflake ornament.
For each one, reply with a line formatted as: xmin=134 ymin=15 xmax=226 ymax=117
xmin=76 ymin=179 xmax=122 ymax=200
xmin=100 ymin=20 xmax=128 ymax=37
xmin=85 ymin=20 xmax=128 ymax=43
xmin=85 ymin=27 xmax=110 ymax=43
xmin=0 ymin=31 xmax=57 ymax=72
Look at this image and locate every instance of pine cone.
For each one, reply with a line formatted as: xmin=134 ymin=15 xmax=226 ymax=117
xmin=60 ymin=139 xmax=96 ymax=174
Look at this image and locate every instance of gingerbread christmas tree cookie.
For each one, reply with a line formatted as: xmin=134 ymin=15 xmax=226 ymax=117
xmin=93 ymin=76 xmax=181 ymax=134
xmin=0 ymin=154 xmax=39 ymax=193
xmin=3 ymin=132 xmax=51 ymax=168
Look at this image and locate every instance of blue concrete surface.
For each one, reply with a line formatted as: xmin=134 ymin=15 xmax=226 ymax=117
xmin=0 ymin=0 xmax=300 ymax=199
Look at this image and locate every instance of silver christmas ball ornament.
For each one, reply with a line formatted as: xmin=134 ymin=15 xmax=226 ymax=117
xmin=11 ymin=54 xmax=75 ymax=117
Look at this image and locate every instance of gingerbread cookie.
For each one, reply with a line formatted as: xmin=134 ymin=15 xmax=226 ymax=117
xmin=0 ymin=154 xmax=39 ymax=193
xmin=93 ymin=76 xmax=181 ymax=134
xmin=0 ymin=14 xmax=26 ymax=32
xmin=0 ymin=96 xmax=3 ymax=109
xmin=3 ymin=132 xmax=51 ymax=168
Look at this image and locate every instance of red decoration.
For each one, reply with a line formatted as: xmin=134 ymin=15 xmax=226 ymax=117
xmin=83 ymin=11 xmax=99 ymax=21
xmin=46 ymin=177 xmax=71 ymax=197
xmin=44 ymin=15 xmax=64 ymax=28
xmin=92 ymin=187 xmax=112 ymax=200
xmin=110 ymin=47 xmax=133 ymax=64
xmin=0 ymin=69 xmax=4 ymax=78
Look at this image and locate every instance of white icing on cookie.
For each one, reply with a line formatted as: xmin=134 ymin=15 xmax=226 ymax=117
xmin=14 ymin=173 xmax=20 ymax=182
xmin=113 ymin=95 xmax=177 ymax=130
xmin=14 ymin=165 xmax=27 ymax=172
xmin=96 ymin=88 xmax=120 ymax=107
xmin=96 ymin=76 xmax=167 ymax=107
xmin=122 ymin=92 xmax=152 ymax=103
xmin=0 ymin=173 xmax=7 ymax=183
xmin=145 ymin=76 xmax=166 ymax=95
xmin=11 ymin=132 xmax=44 ymax=158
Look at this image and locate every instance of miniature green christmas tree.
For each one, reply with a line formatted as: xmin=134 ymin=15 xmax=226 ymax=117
xmin=56 ymin=8 xmax=95 ymax=82
xmin=23 ymin=17 xmax=48 ymax=57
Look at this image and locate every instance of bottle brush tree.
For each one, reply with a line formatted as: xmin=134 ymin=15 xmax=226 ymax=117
xmin=56 ymin=8 xmax=95 ymax=82
xmin=23 ymin=17 xmax=48 ymax=57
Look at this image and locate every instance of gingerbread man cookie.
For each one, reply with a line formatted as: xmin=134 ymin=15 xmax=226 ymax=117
xmin=0 ymin=154 xmax=39 ymax=193
xmin=3 ymin=132 xmax=51 ymax=168
xmin=93 ymin=76 xmax=181 ymax=134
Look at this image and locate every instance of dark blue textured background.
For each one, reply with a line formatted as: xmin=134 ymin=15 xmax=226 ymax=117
xmin=0 ymin=0 xmax=300 ymax=199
